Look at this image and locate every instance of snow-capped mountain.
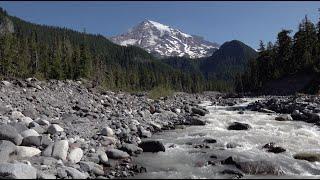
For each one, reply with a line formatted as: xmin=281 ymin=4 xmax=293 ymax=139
xmin=110 ymin=20 xmax=219 ymax=58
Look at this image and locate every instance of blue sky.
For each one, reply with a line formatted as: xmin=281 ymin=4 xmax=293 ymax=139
xmin=1 ymin=1 xmax=320 ymax=49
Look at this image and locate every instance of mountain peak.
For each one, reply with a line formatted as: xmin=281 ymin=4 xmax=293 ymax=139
xmin=111 ymin=20 xmax=219 ymax=58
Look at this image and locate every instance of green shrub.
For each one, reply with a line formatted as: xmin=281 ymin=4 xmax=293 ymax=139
xmin=148 ymin=84 xmax=174 ymax=100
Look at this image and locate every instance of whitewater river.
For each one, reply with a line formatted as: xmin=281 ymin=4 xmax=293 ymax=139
xmin=131 ymin=98 xmax=320 ymax=179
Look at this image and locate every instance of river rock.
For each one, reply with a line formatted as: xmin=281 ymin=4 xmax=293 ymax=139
xmin=19 ymin=117 xmax=33 ymax=125
xmin=236 ymin=160 xmax=283 ymax=175
xmin=291 ymin=110 xmax=308 ymax=121
xmin=267 ymin=146 xmax=286 ymax=154
xmin=221 ymin=156 xmax=237 ymax=165
xmin=20 ymin=129 xmax=40 ymax=138
xmin=221 ymin=169 xmax=244 ymax=178
xmin=0 ymin=140 xmax=16 ymax=163
xmin=138 ymin=140 xmax=165 ymax=153
xmin=37 ymin=172 xmax=57 ymax=179
xmin=119 ymin=143 xmax=143 ymax=155
xmin=259 ymin=108 xmax=276 ymax=113
xmin=37 ymin=119 xmax=50 ymax=126
xmin=191 ymin=107 xmax=208 ymax=116
xmin=79 ymin=161 xmax=104 ymax=176
xmin=101 ymin=126 xmax=114 ymax=137
xmin=21 ymin=136 xmax=42 ymax=147
xmin=68 ymin=148 xmax=83 ymax=164
xmin=294 ymin=153 xmax=320 ymax=162
xmin=47 ymin=124 xmax=64 ymax=134
xmin=187 ymin=116 xmax=206 ymax=126
xmin=203 ymin=138 xmax=217 ymax=144
xmin=10 ymin=111 xmax=25 ymax=120
xmin=149 ymin=121 xmax=162 ymax=131
xmin=275 ymin=114 xmax=293 ymax=121
xmin=31 ymin=126 xmax=46 ymax=134
xmin=52 ymin=140 xmax=69 ymax=160
xmin=40 ymin=136 xmax=53 ymax=148
xmin=63 ymin=166 xmax=88 ymax=179
xmin=138 ymin=126 xmax=152 ymax=138
xmin=2 ymin=80 xmax=12 ymax=87
xmin=106 ymin=149 xmax=130 ymax=159
xmin=42 ymin=143 xmax=54 ymax=157
xmin=16 ymin=146 xmax=41 ymax=158
xmin=226 ymin=142 xmax=241 ymax=148
xmin=0 ymin=124 xmax=23 ymax=145
xmin=100 ymin=136 xmax=117 ymax=146
xmin=0 ymin=163 xmax=37 ymax=179
xmin=262 ymin=142 xmax=286 ymax=153
xmin=10 ymin=123 xmax=28 ymax=133
xmin=97 ymin=151 xmax=108 ymax=165
xmin=227 ymin=122 xmax=251 ymax=130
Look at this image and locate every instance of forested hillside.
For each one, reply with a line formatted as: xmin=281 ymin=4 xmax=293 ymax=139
xmin=161 ymin=40 xmax=258 ymax=92
xmin=0 ymin=7 xmax=211 ymax=93
xmin=236 ymin=15 xmax=320 ymax=95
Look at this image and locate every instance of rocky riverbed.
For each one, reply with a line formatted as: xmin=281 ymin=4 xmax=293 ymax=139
xmin=0 ymin=78 xmax=234 ymax=179
xmin=1 ymin=78 xmax=320 ymax=179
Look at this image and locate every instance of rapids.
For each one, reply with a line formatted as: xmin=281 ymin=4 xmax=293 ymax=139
xmin=131 ymin=98 xmax=320 ymax=179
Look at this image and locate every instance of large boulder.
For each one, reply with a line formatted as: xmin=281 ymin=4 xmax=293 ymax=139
xmin=52 ymin=140 xmax=69 ymax=161
xmin=0 ymin=163 xmax=37 ymax=179
xmin=0 ymin=124 xmax=23 ymax=145
xmin=138 ymin=140 xmax=165 ymax=153
xmin=227 ymin=122 xmax=251 ymax=130
xmin=105 ymin=149 xmax=130 ymax=159
xmin=0 ymin=140 xmax=16 ymax=163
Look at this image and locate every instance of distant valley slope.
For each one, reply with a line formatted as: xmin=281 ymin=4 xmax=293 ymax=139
xmin=162 ymin=40 xmax=258 ymax=82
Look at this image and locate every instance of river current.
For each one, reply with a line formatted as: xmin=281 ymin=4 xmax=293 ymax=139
xmin=131 ymin=98 xmax=320 ymax=179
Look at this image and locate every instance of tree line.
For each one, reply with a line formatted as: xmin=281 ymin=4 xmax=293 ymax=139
xmin=0 ymin=7 xmax=234 ymax=93
xmin=235 ymin=13 xmax=320 ymax=94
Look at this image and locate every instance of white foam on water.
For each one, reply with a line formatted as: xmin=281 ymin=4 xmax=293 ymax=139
xmin=131 ymin=98 xmax=320 ymax=179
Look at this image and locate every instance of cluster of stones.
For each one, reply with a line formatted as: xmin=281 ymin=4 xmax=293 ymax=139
xmin=0 ymin=78 xmax=217 ymax=179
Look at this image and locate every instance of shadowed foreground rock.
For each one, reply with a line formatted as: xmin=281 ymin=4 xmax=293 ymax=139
xmin=138 ymin=140 xmax=165 ymax=153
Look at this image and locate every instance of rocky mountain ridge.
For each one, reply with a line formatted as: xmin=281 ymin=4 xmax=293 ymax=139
xmin=111 ymin=20 xmax=219 ymax=58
